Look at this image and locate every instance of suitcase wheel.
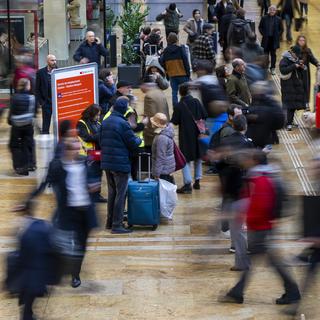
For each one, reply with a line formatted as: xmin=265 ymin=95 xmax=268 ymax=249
xmin=151 ymin=224 xmax=158 ymax=231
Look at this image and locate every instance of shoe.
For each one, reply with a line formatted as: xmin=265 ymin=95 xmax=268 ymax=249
xmin=275 ymin=292 xmax=301 ymax=305
xmin=111 ymin=227 xmax=133 ymax=234
xmin=230 ymin=266 xmax=248 ymax=272
xmin=205 ymin=167 xmax=219 ymax=175
xmin=15 ymin=169 xmax=29 ymax=176
xmin=286 ymin=125 xmax=292 ymax=131
xmin=270 ymin=68 xmax=276 ymax=76
xmin=95 ymin=194 xmax=108 ymax=203
xmin=193 ymin=179 xmax=200 ymax=190
xmin=71 ymin=277 xmax=81 ymax=288
xmin=218 ymin=292 xmax=244 ymax=304
xmin=105 ymin=219 xmax=112 ymax=230
xmin=229 ymin=247 xmax=236 ymax=253
xmin=292 ymin=123 xmax=299 ymax=128
xmin=28 ymin=166 xmax=37 ymax=172
xmin=177 ymin=184 xmax=192 ymax=194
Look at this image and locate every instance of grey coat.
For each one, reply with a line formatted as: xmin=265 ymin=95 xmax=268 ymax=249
xmin=152 ymin=124 xmax=175 ymax=177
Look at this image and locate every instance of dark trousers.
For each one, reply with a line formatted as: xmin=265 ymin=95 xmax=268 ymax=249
xmin=67 ymin=207 xmax=89 ymax=280
xmin=42 ymin=104 xmax=52 ymax=134
xmin=264 ymin=38 xmax=277 ymax=69
xmin=165 ymin=29 xmax=179 ymax=39
xmin=19 ymin=292 xmax=36 ymax=320
xmin=170 ymin=76 xmax=190 ymax=107
xmin=287 ymin=108 xmax=296 ymax=125
xmin=159 ymin=174 xmax=175 ymax=184
xmin=87 ymin=160 xmax=103 ymax=200
xmin=9 ymin=125 xmax=35 ymax=172
xmin=229 ymin=230 xmax=299 ymax=298
xmin=106 ymin=170 xmax=129 ymax=229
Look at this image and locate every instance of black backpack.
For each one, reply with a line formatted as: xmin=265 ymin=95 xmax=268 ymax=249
xmin=209 ymin=123 xmax=231 ymax=150
xmin=231 ymin=21 xmax=247 ymax=45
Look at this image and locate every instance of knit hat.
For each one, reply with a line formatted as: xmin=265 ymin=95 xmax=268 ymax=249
xmin=150 ymin=113 xmax=168 ymax=128
xmin=114 ymin=97 xmax=128 ymax=114
xmin=291 ymin=45 xmax=302 ymax=57
xmin=203 ymin=23 xmax=214 ymax=31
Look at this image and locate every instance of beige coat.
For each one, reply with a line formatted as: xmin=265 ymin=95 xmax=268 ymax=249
xmin=143 ymin=88 xmax=170 ymax=146
xmin=183 ymin=18 xmax=204 ymax=44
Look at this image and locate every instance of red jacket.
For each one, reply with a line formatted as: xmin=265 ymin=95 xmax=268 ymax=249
xmin=245 ymin=174 xmax=276 ymax=231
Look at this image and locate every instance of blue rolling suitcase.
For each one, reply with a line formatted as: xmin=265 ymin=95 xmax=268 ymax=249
xmin=127 ymin=153 xmax=160 ymax=230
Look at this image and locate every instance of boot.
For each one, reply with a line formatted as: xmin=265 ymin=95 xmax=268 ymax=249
xmin=177 ymin=184 xmax=192 ymax=194
xmin=193 ymin=179 xmax=200 ymax=190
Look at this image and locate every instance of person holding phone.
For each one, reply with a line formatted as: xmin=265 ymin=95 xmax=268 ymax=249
xmin=73 ymin=31 xmax=108 ymax=67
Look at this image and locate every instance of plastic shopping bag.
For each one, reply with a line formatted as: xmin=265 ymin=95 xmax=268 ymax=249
xmin=159 ymin=179 xmax=177 ymax=220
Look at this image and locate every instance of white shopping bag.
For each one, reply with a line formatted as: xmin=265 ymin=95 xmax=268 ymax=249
xmin=159 ymin=179 xmax=177 ymax=220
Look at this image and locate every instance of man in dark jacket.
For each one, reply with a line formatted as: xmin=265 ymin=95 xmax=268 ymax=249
xmin=100 ymin=97 xmax=141 ymax=233
xmin=73 ymin=31 xmax=108 ymax=67
xmin=259 ymin=5 xmax=283 ymax=75
xmin=35 ymin=54 xmax=57 ymax=134
xmin=108 ymin=80 xmax=132 ymax=109
xmin=226 ymin=58 xmax=252 ymax=108
xmin=279 ymin=45 xmax=306 ymax=130
xmin=156 ymin=3 xmax=183 ymax=38
xmin=159 ymin=32 xmax=190 ymax=106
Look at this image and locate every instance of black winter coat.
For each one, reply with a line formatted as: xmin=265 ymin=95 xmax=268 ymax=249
xmin=246 ymin=97 xmax=282 ymax=148
xmin=279 ymin=52 xmax=306 ymax=110
xmin=73 ymin=41 xmax=108 ymax=66
xmin=258 ymin=14 xmax=283 ymax=50
xmin=171 ymin=95 xmax=207 ymax=162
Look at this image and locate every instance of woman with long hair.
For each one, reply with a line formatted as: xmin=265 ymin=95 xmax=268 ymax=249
xmin=77 ymin=104 xmax=107 ymax=202
xmin=295 ymin=35 xmax=320 ymax=110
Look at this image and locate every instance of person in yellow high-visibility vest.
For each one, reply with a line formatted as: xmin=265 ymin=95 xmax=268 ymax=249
xmin=77 ymin=104 xmax=107 ymax=202
xmin=103 ymin=96 xmax=149 ymax=180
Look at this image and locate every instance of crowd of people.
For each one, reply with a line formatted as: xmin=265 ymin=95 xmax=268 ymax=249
xmin=4 ymin=1 xmax=320 ymax=319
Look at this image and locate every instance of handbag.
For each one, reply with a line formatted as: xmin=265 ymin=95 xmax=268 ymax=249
xmin=87 ymin=149 xmax=101 ymax=162
xmin=173 ymin=141 xmax=186 ymax=171
xmin=183 ymin=102 xmax=208 ymax=137
xmin=294 ymin=17 xmax=304 ymax=32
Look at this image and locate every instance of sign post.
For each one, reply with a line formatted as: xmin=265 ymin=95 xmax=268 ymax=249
xmin=51 ymin=63 xmax=98 ymax=143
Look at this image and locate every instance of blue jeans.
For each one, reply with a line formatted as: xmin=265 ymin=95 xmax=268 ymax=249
xmin=170 ymin=76 xmax=190 ymax=107
xmin=284 ymin=14 xmax=293 ymax=41
xmin=182 ymin=159 xmax=202 ymax=185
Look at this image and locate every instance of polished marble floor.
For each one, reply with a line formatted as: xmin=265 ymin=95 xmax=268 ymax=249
xmin=1 ymin=1 xmax=320 ymax=319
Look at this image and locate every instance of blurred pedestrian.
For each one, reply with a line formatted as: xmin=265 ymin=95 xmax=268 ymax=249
xmin=8 ymin=78 xmax=36 ymax=176
xmin=295 ymin=35 xmax=320 ymax=110
xmin=6 ymin=207 xmax=57 ymax=320
xmin=259 ymin=5 xmax=283 ymax=75
xmin=258 ymin=0 xmax=271 ymax=16
xmin=240 ymin=34 xmax=265 ymax=64
xmin=156 ymin=3 xmax=183 ymax=38
xmin=23 ymin=138 xmax=98 ymax=288
xmin=299 ymin=0 xmax=308 ymax=18
xmin=100 ymin=97 xmax=141 ymax=233
xmin=35 ymin=54 xmax=57 ymax=134
xmin=151 ymin=113 xmax=175 ymax=183
xmin=73 ymin=31 xmax=108 ymax=66
xmin=279 ymin=45 xmax=306 ymax=130
xmin=220 ymin=149 xmax=301 ymax=305
xmin=55 ymin=119 xmax=75 ymax=159
xmin=98 ymin=68 xmax=116 ymax=117
xmin=160 ymin=32 xmax=190 ymax=106
xmin=277 ymin=0 xmax=301 ymax=43
xmin=171 ymin=83 xmax=207 ymax=193
xmin=77 ymin=104 xmax=107 ymax=203
xmin=226 ymin=58 xmax=252 ymax=108
xmin=219 ymin=5 xmax=237 ymax=52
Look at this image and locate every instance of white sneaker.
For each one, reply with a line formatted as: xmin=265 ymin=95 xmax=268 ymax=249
xmin=270 ymin=68 xmax=276 ymax=76
xmin=221 ymin=230 xmax=230 ymax=239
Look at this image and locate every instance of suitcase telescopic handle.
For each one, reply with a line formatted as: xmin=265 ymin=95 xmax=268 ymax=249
xmin=138 ymin=152 xmax=151 ymax=182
